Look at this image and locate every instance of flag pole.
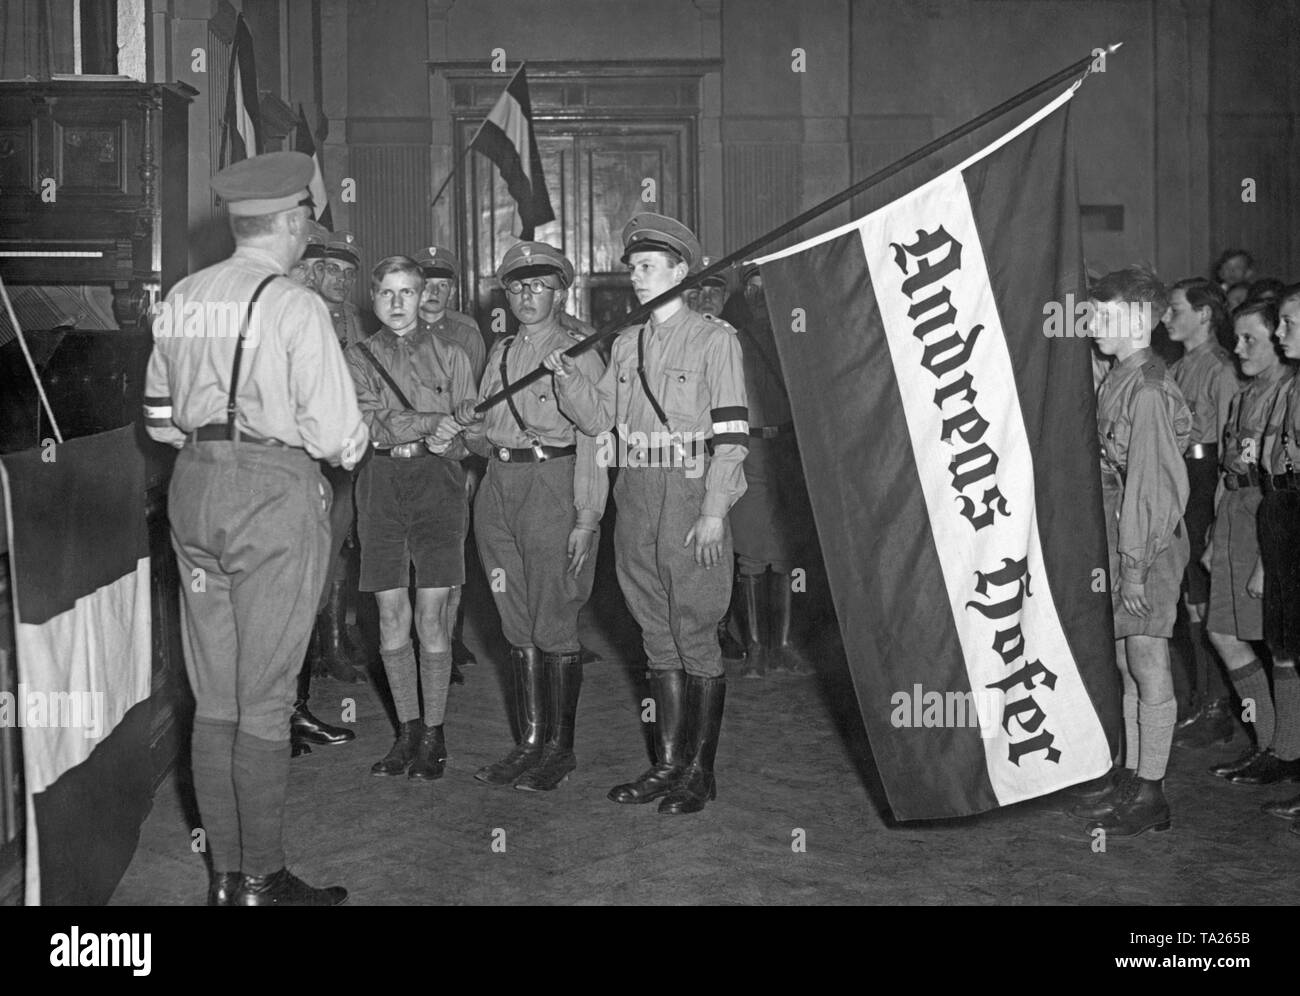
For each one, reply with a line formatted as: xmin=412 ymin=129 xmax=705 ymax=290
xmin=430 ymin=62 xmax=526 ymax=210
xmin=476 ymin=43 xmax=1119 ymax=414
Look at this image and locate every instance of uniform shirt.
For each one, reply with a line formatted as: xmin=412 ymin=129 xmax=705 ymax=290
xmin=556 ymin=301 xmax=749 ymax=519
xmin=1096 ymin=348 xmax=1192 ymax=585
xmin=1263 ymin=369 xmax=1300 ymax=475
xmin=144 ymin=244 xmax=366 ymax=464
xmin=721 ymin=292 xmax=791 ymax=427
xmin=423 ymin=308 xmax=486 ymax=382
xmin=467 ymin=318 xmax=609 ymax=530
xmin=1170 ymin=337 xmax=1238 ymax=446
xmin=326 ymin=300 xmax=367 ymax=350
xmin=1222 ymin=363 xmax=1293 ymax=476
xmin=346 ymin=322 xmax=476 ymax=455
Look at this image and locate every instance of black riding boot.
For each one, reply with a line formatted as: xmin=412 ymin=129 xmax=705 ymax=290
xmin=516 ymin=651 xmax=582 ymax=791
xmin=475 ymin=647 xmax=545 ymax=785
xmin=770 ymin=572 xmax=814 ymax=675
xmin=720 ymin=573 xmax=747 ymax=664
xmin=608 ymin=669 xmax=687 ymax=804
xmin=319 ymin=579 xmax=365 ymax=683
xmin=738 ymin=573 xmax=768 ymax=679
xmin=660 ymin=674 xmax=727 ymax=815
xmin=291 ymin=660 xmax=355 ymax=757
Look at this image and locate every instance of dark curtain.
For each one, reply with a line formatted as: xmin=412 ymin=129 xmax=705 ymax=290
xmin=81 ymin=0 xmax=117 ymax=75
xmin=0 ymin=0 xmax=116 ymax=79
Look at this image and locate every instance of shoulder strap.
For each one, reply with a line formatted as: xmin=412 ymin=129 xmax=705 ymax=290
xmin=636 ymin=325 xmax=671 ymax=431
xmin=226 ymin=274 xmax=281 ymax=439
xmin=355 ymin=339 xmax=416 ymax=411
xmin=500 ymin=336 xmax=533 ymax=439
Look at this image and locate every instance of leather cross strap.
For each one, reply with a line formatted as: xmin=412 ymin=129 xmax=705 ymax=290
xmin=225 ymin=274 xmax=280 ymax=440
xmin=500 ymin=337 xmax=531 ymax=436
xmin=637 ymin=325 xmax=672 ymax=431
xmin=355 ymin=340 xmax=416 ymax=411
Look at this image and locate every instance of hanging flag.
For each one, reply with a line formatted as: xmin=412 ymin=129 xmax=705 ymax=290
xmin=1 ymin=426 xmax=153 ymax=903
xmin=470 ymin=64 xmax=554 ymax=239
xmin=294 ymin=104 xmax=333 ymax=229
xmin=752 ymin=88 xmax=1120 ymax=820
xmin=219 ymin=12 xmax=261 ymax=167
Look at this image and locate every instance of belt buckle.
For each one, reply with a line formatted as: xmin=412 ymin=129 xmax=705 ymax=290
xmin=498 ymin=447 xmax=511 ymax=462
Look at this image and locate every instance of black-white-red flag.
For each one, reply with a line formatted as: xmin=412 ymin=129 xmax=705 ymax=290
xmin=219 ymin=12 xmax=261 ymax=167
xmin=471 ymin=64 xmax=554 ymax=239
xmin=753 ymin=87 xmax=1120 ymax=820
xmin=294 ymin=104 xmax=333 ymax=229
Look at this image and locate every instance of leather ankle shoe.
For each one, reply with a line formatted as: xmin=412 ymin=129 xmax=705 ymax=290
xmin=236 ymin=867 xmax=347 ymax=906
xmin=1227 ymin=750 xmax=1300 ymax=785
xmin=291 ymin=704 xmax=355 ymax=747
xmin=207 ymin=871 xmax=243 ymax=907
xmin=1210 ymin=748 xmax=1261 ymax=779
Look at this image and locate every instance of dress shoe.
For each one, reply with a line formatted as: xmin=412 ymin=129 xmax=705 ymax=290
xmin=609 ymin=669 xmax=686 ymax=804
xmin=290 ymin=700 xmax=356 ymax=749
xmin=737 ymin=573 xmax=767 ymax=679
xmin=1068 ymin=767 xmax=1136 ymax=820
xmin=1173 ymin=697 xmax=1235 ymax=748
xmin=1261 ymin=792 xmax=1300 ymax=821
xmin=408 ymin=723 xmax=447 ymax=781
xmin=660 ymin=674 xmax=726 ymax=816
xmin=770 ymin=572 xmax=815 ymax=676
xmin=517 ymin=651 xmax=581 ymax=792
xmin=236 ymin=867 xmax=347 ymax=906
xmin=477 ymin=647 xmax=544 ymax=785
xmin=371 ymin=719 xmax=421 ymax=776
xmin=1226 ymin=749 xmax=1300 ymax=785
xmin=1209 ymin=748 xmax=1262 ymax=779
xmin=1085 ymin=776 xmax=1171 ymax=837
xmin=207 ymin=871 xmax=243 ymax=907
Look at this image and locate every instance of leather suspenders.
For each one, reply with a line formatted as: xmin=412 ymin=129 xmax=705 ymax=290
xmin=225 ymin=274 xmax=280 ymax=440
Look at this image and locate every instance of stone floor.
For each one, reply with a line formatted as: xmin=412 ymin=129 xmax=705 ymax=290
xmin=111 ymin=538 xmax=1300 ymax=906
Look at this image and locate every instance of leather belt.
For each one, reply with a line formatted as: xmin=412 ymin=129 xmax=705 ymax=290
xmin=619 ymin=441 xmax=714 ymax=467
xmin=1262 ymin=471 xmax=1300 ymax=493
xmin=1222 ymin=468 xmax=1260 ymax=491
xmin=492 ymin=444 xmax=577 ymax=463
xmin=750 ymin=422 xmax=794 ymax=439
xmin=1186 ymin=442 xmax=1218 ymax=461
xmin=374 ymin=442 xmax=429 ymax=459
xmin=191 ymin=423 xmax=285 ymax=447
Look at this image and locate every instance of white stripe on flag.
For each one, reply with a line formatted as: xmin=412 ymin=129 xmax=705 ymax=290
xmin=233 ymin=62 xmax=256 ymax=154
xmin=749 ymin=82 xmax=1080 ymax=269
xmin=486 ymin=91 xmax=532 ymax=177
xmin=309 ymin=153 xmax=328 ymax=214
xmin=859 ymin=168 xmax=1110 ymax=804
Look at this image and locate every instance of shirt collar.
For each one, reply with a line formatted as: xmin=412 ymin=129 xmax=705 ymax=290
xmin=232 ymin=244 xmax=286 ymax=273
xmin=649 ymin=301 xmax=690 ymax=336
xmin=1117 ymin=347 xmax=1152 ymax=371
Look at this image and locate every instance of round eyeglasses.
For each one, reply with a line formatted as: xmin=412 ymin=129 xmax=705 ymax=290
xmin=505 ymin=278 xmax=557 ymax=296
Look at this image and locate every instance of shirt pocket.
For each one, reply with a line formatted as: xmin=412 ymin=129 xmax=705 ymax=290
xmin=1099 ymin=415 xmax=1129 ymax=467
xmin=662 ymin=365 xmax=705 ymax=428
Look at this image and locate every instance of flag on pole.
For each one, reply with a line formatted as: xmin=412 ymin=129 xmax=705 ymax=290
xmin=294 ymin=104 xmax=333 ymax=229
xmin=752 ymin=87 xmax=1120 ymax=820
xmin=219 ymin=12 xmax=261 ymax=168
xmin=470 ymin=64 xmax=554 ymax=239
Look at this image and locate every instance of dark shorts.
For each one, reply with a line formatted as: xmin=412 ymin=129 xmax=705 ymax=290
xmin=1260 ymin=490 xmax=1300 ymax=655
xmin=355 ymin=453 xmax=466 ymax=591
xmin=1104 ymin=482 xmax=1188 ymax=639
xmin=1206 ymin=486 xmax=1263 ymax=641
xmin=1181 ymin=454 xmax=1218 ymax=603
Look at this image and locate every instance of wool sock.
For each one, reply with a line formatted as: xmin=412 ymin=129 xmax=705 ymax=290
xmin=382 ymin=641 xmax=421 ymax=723
xmin=1137 ymin=697 xmax=1177 ymax=780
xmin=190 ymin=717 xmax=240 ymax=872
xmin=420 ymin=648 xmax=453 ymax=725
xmin=1229 ymin=658 xmax=1273 ymax=749
xmin=232 ymin=729 xmax=290 ymax=877
xmin=1270 ymin=664 xmax=1300 ymax=761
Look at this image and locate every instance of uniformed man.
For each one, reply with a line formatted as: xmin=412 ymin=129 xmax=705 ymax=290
xmin=543 ymin=213 xmax=748 ymax=816
xmin=721 ymin=264 xmax=817 ymax=678
xmin=319 ymin=231 xmax=367 ymax=349
xmin=1067 ymin=267 xmax=1191 ymax=838
xmin=347 ymin=255 xmax=476 ymax=782
xmin=144 ymin=151 xmax=368 ymax=905
xmin=687 ymin=259 xmax=746 ymax=666
xmin=1255 ymin=288 xmax=1300 ymax=834
xmin=289 ymin=219 xmax=329 ymax=289
xmin=1203 ymin=301 xmax=1298 ymax=786
xmin=452 ymin=241 xmax=607 ymax=791
xmin=414 ymin=244 xmax=487 ymax=678
xmin=1165 ymin=277 xmax=1240 ymax=746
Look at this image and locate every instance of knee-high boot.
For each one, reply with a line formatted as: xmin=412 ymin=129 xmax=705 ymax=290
xmin=608 ymin=669 xmax=687 ymax=803
xmin=660 ymin=674 xmax=727 ymax=815
xmin=516 ymin=651 xmax=582 ymax=791
xmin=474 ymin=647 xmax=545 ymax=785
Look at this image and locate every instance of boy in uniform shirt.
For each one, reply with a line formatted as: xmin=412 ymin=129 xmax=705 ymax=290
xmin=1069 ymin=267 xmax=1191 ymax=837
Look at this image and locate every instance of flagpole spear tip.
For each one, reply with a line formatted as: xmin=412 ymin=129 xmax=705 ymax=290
xmin=1107 ymin=41 xmax=1123 ymax=53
